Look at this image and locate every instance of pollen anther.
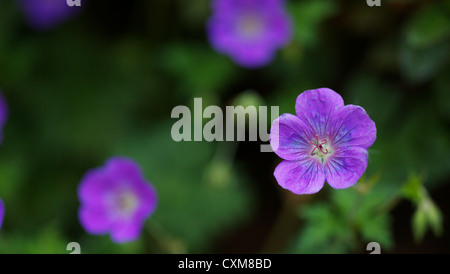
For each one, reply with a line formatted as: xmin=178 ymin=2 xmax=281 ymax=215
xmin=310 ymin=135 xmax=329 ymax=156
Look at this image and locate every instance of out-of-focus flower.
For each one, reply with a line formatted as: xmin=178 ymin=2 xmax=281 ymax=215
xmin=0 ymin=92 xmax=8 ymax=144
xmin=0 ymin=198 xmax=4 ymax=230
xmin=270 ymin=88 xmax=376 ymax=195
xmin=207 ymin=0 xmax=292 ymax=68
xmin=78 ymin=157 xmax=157 ymax=243
xmin=17 ymin=0 xmax=82 ymax=30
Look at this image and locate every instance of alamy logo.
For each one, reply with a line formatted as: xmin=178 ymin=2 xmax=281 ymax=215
xmin=66 ymin=242 xmax=81 ymax=254
xmin=66 ymin=0 xmax=82 ymax=7
xmin=170 ymin=98 xmax=279 ymax=152
xmin=366 ymin=0 xmax=381 ymax=7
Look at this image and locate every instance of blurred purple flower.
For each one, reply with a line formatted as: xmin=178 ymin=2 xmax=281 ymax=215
xmin=17 ymin=0 xmax=82 ymax=30
xmin=0 ymin=92 xmax=8 ymax=144
xmin=78 ymin=157 xmax=157 ymax=243
xmin=270 ymin=88 xmax=376 ymax=195
xmin=0 ymin=198 xmax=4 ymax=230
xmin=207 ymin=0 xmax=292 ymax=68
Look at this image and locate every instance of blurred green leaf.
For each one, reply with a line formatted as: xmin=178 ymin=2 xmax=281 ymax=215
xmin=359 ymin=214 xmax=393 ymax=250
xmin=0 ymin=225 xmax=66 ymax=254
xmin=412 ymin=204 xmax=427 ymax=243
xmin=413 ymin=198 xmax=443 ymax=243
xmin=401 ymin=173 xmax=423 ymax=204
xmin=292 ymin=202 xmax=354 ymax=254
xmin=287 ymin=0 xmax=338 ymax=46
xmin=401 ymin=175 xmax=443 ymax=243
xmin=399 ymin=40 xmax=449 ymax=83
xmin=231 ymin=90 xmax=265 ymax=109
xmin=159 ymin=43 xmax=236 ymax=98
xmin=405 ymin=3 xmax=450 ymax=49
xmin=0 ymin=155 xmax=27 ymax=197
xmin=345 ymin=72 xmax=401 ymax=130
xmin=293 ymin=178 xmax=397 ymax=254
xmin=394 ymin=105 xmax=450 ymax=185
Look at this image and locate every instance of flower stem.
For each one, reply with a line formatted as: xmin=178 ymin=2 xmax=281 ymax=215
xmin=145 ymin=221 xmax=186 ymax=254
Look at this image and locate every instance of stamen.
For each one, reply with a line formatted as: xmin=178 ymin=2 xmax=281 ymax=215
xmin=310 ymin=135 xmax=329 ymax=156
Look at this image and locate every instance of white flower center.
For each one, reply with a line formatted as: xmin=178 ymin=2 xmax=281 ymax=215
xmin=309 ymin=135 xmax=333 ymax=164
xmin=113 ymin=191 xmax=138 ymax=216
xmin=237 ymin=13 xmax=264 ymax=40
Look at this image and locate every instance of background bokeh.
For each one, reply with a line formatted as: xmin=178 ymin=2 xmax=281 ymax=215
xmin=0 ymin=0 xmax=449 ymax=254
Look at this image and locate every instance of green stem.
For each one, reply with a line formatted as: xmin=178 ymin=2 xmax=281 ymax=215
xmin=145 ymin=221 xmax=186 ymax=254
xmin=346 ymin=189 xmax=365 ymax=224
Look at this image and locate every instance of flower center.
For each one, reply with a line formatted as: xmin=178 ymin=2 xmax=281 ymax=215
xmin=310 ymin=135 xmax=332 ymax=163
xmin=237 ymin=13 xmax=264 ymax=40
xmin=114 ymin=191 xmax=138 ymax=216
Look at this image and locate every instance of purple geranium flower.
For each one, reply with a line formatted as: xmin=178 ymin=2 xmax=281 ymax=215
xmin=0 ymin=92 xmax=8 ymax=144
xmin=270 ymin=88 xmax=376 ymax=195
xmin=0 ymin=198 xmax=4 ymax=230
xmin=78 ymin=157 xmax=157 ymax=243
xmin=207 ymin=0 xmax=292 ymax=68
xmin=17 ymin=0 xmax=82 ymax=30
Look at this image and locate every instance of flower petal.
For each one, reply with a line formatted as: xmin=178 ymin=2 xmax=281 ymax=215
xmin=105 ymin=157 xmax=144 ymax=185
xmin=325 ymin=147 xmax=368 ymax=189
xmin=328 ymin=105 xmax=376 ymax=149
xmin=274 ymin=159 xmax=325 ymax=194
xmin=0 ymin=199 xmax=4 ymax=229
xmin=134 ymin=183 xmax=158 ymax=220
xmin=270 ymin=113 xmax=313 ymax=160
xmin=78 ymin=168 xmax=112 ymax=209
xmin=0 ymin=93 xmax=8 ymax=128
xmin=79 ymin=207 xmax=112 ymax=235
xmin=295 ymin=88 xmax=344 ymax=137
xmin=110 ymin=218 xmax=143 ymax=243
xmin=105 ymin=157 xmax=157 ymax=217
xmin=18 ymin=0 xmax=80 ymax=30
xmin=207 ymin=0 xmax=292 ymax=68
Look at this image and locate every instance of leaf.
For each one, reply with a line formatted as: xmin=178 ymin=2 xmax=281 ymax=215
xmin=287 ymin=0 xmax=338 ymax=46
xmin=412 ymin=205 xmax=428 ymax=243
xmin=292 ymin=203 xmax=354 ymax=254
xmin=293 ymin=178 xmax=397 ymax=254
xmin=159 ymin=43 xmax=236 ymax=98
xmin=401 ymin=173 xmax=423 ymax=204
xmin=405 ymin=3 xmax=450 ymax=49
xmin=413 ymin=197 xmax=443 ymax=243
xmin=359 ymin=214 xmax=393 ymax=250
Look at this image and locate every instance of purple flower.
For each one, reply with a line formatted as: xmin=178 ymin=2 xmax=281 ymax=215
xmin=0 ymin=92 xmax=8 ymax=144
xmin=270 ymin=88 xmax=376 ymax=195
xmin=78 ymin=157 xmax=157 ymax=243
xmin=0 ymin=198 xmax=4 ymax=230
xmin=17 ymin=0 xmax=82 ymax=30
xmin=207 ymin=0 xmax=292 ymax=68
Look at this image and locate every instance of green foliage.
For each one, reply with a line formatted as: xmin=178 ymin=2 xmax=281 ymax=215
xmin=288 ymin=0 xmax=338 ymax=46
xmin=405 ymin=3 xmax=450 ymax=49
xmin=0 ymin=225 xmax=67 ymax=254
xmin=160 ymin=43 xmax=237 ymax=99
xmin=291 ymin=176 xmax=397 ymax=254
xmin=114 ymin=122 xmax=254 ymax=253
xmin=400 ymin=2 xmax=450 ymax=83
xmin=399 ymin=41 xmax=449 ymax=83
xmin=412 ymin=198 xmax=443 ymax=243
xmin=402 ymin=174 xmax=443 ymax=243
